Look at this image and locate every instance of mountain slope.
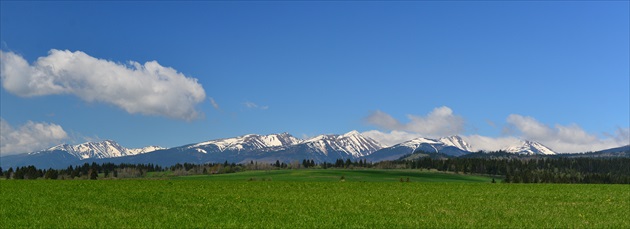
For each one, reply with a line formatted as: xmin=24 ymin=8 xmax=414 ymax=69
xmin=365 ymin=136 xmax=472 ymax=162
xmin=596 ymin=145 xmax=630 ymax=154
xmin=439 ymin=136 xmax=473 ymax=152
xmin=302 ymin=130 xmax=382 ymax=158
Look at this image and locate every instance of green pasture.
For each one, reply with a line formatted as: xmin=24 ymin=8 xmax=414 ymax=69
xmin=172 ymin=169 xmax=496 ymax=182
xmin=1 ymin=171 xmax=628 ymax=228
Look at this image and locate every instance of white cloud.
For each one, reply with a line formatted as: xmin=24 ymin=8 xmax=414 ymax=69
xmin=0 ymin=50 xmax=206 ymax=120
xmin=365 ymin=106 xmax=464 ymax=137
xmin=506 ymin=114 xmax=629 ymax=153
xmin=0 ymin=118 xmax=68 ymax=156
xmin=362 ymin=128 xmax=523 ymax=151
xmin=209 ymin=97 xmax=220 ymax=110
xmin=461 ymin=135 xmax=521 ymax=152
xmin=244 ymin=101 xmax=268 ymax=110
xmin=362 ymin=108 xmax=628 ymax=153
xmin=361 ymin=130 xmax=423 ymax=147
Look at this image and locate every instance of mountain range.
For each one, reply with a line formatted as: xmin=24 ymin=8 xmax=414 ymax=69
xmin=1 ymin=131 xmax=627 ymax=169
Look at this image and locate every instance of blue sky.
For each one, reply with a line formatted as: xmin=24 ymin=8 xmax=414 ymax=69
xmin=1 ymin=1 xmax=628 ymax=154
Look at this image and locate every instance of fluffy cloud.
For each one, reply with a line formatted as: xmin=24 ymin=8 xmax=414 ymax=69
xmin=361 ymin=130 xmax=423 ymax=147
xmin=461 ymin=135 xmax=521 ymax=152
xmin=362 ymin=129 xmax=523 ymax=152
xmin=506 ymin=114 xmax=628 ymax=153
xmin=362 ymin=107 xmax=628 ymax=153
xmin=365 ymin=106 xmax=464 ymax=137
xmin=0 ymin=50 xmax=206 ymax=120
xmin=0 ymin=118 xmax=68 ymax=156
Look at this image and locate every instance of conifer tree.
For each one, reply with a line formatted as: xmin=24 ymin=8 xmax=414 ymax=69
xmin=89 ymin=169 xmax=98 ymax=180
xmin=5 ymin=167 xmax=13 ymax=179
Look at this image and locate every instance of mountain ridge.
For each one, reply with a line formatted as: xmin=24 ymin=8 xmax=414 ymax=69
xmin=41 ymin=140 xmax=164 ymax=159
xmin=2 ymin=131 xmax=626 ymax=169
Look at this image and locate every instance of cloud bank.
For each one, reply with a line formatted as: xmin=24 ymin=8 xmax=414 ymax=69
xmin=0 ymin=118 xmax=68 ymax=156
xmin=365 ymin=106 xmax=464 ymax=137
xmin=361 ymin=130 xmax=424 ymax=147
xmin=504 ymin=114 xmax=628 ymax=153
xmin=363 ymin=106 xmax=629 ymax=153
xmin=0 ymin=50 xmax=206 ymax=120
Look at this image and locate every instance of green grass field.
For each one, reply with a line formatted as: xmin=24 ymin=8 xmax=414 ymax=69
xmin=1 ymin=170 xmax=628 ymax=228
xmin=172 ymin=169 xmax=496 ymax=182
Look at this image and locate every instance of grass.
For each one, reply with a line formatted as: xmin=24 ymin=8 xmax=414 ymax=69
xmin=1 ymin=170 xmax=628 ymax=228
xmin=172 ymin=169 xmax=497 ymax=182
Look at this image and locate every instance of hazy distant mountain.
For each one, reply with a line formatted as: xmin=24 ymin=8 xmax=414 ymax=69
xmin=503 ymin=140 xmax=556 ymax=155
xmin=557 ymin=145 xmax=630 ymax=158
xmin=596 ymin=145 xmax=630 ymax=154
xmin=0 ymin=140 xmax=163 ymax=169
xmin=364 ymin=136 xmax=472 ymax=162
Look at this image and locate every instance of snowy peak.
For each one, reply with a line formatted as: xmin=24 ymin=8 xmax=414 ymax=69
xmin=397 ymin=136 xmax=473 ymax=152
xmin=128 ymin=146 xmax=165 ymax=155
xmin=439 ymin=136 xmax=473 ymax=152
xmin=389 ymin=136 xmax=472 ymax=157
xmin=504 ymin=140 xmax=556 ymax=155
xmin=399 ymin=137 xmax=442 ymax=149
xmin=303 ymin=131 xmax=383 ymax=157
xmin=43 ymin=140 xmax=161 ymax=159
xmin=190 ymin=133 xmax=302 ymax=152
xmin=342 ymin=130 xmax=361 ymax=137
xmin=185 ymin=131 xmax=382 ymax=158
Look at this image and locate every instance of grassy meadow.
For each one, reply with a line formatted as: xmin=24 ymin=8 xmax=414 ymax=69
xmin=171 ymin=169 xmax=496 ymax=182
xmin=1 ymin=170 xmax=628 ymax=228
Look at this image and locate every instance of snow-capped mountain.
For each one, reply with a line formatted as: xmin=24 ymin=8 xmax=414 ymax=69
xmin=365 ymin=136 xmax=473 ymax=161
xmin=12 ymin=131 xmax=619 ymax=170
xmin=302 ymin=130 xmax=383 ymax=158
xmin=0 ymin=140 xmax=164 ymax=169
xmin=106 ymin=132 xmax=304 ymax=166
xmin=92 ymin=131 xmax=383 ymax=166
xmin=246 ymin=131 xmax=382 ymax=163
xmin=43 ymin=140 xmax=163 ymax=159
xmin=184 ymin=130 xmax=382 ymax=160
xmin=504 ymin=140 xmax=556 ymax=155
xmin=188 ymin=133 xmax=301 ymax=153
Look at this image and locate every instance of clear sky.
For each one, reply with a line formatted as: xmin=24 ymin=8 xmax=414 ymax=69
xmin=1 ymin=1 xmax=628 ymax=155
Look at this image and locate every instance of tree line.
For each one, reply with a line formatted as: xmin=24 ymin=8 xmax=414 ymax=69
xmin=1 ymin=155 xmax=628 ymax=183
xmin=393 ymin=153 xmax=630 ymax=184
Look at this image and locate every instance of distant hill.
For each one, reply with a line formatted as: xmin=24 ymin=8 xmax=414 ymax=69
xmin=553 ymin=145 xmax=630 ymax=158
